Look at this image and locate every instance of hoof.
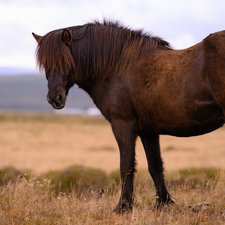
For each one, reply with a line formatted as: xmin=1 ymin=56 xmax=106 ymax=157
xmin=156 ymin=198 xmax=175 ymax=209
xmin=113 ymin=203 xmax=132 ymax=214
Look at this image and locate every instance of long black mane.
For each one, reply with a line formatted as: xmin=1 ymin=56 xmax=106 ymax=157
xmin=35 ymin=20 xmax=171 ymax=82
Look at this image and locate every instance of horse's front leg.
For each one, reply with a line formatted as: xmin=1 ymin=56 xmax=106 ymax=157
xmin=140 ymin=134 xmax=173 ymax=207
xmin=111 ymin=119 xmax=137 ymax=213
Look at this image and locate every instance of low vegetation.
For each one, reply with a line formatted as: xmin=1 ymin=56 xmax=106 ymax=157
xmin=1 ymin=112 xmax=225 ymax=223
xmin=0 ymin=165 xmax=225 ymax=224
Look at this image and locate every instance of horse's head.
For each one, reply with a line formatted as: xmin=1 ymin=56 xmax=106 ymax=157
xmin=32 ymin=29 xmax=75 ymax=109
xmin=45 ymin=69 xmax=70 ymax=110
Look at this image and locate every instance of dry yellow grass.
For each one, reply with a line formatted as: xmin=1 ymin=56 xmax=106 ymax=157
xmin=0 ymin=112 xmax=225 ymax=174
xmin=0 ymin=171 xmax=225 ymax=224
xmin=1 ymin=112 xmax=225 ymax=224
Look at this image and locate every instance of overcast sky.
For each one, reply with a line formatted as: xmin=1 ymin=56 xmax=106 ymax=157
xmin=0 ymin=0 xmax=225 ymax=69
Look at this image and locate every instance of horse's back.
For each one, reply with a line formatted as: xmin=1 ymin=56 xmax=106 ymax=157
xmin=125 ymin=42 xmax=224 ymax=136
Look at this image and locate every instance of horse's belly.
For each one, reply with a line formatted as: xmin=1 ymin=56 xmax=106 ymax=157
xmin=159 ymin=119 xmax=224 ymax=137
xmin=138 ymin=103 xmax=224 ymax=137
xmin=163 ymin=100 xmax=224 ymax=137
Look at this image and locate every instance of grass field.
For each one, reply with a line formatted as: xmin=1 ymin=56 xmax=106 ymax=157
xmin=1 ymin=112 xmax=225 ymax=173
xmin=1 ymin=168 xmax=225 ymax=224
xmin=1 ymin=112 xmax=225 ymax=224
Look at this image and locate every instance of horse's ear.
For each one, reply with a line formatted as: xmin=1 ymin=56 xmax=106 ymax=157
xmin=32 ymin=32 xmax=42 ymax=42
xmin=62 ymin=29 xmax=72 ymax=46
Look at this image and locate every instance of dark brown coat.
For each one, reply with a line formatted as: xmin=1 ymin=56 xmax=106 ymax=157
xmin=32 ymin=21 xmax=225 ymax=212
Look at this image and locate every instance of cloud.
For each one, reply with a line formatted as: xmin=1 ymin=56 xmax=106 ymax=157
xmin=0 ymin=0 xmax=225 ymax=68
xmin=170 ymin=33 xmax=196 ymax=49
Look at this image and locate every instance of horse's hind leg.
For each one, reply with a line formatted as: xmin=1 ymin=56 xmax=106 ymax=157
xmin=111 ymin=119 xmax=137 ymax=213
xmin=140 ymin=134 xmax=173 ymax=207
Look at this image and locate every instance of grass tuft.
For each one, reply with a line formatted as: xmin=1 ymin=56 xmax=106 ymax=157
xmin=0 ymin=166 xmax=225 ymax=224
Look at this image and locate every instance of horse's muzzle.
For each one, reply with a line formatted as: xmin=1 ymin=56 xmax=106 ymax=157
xmin=47 ymin=94 xmax=65 ymax=109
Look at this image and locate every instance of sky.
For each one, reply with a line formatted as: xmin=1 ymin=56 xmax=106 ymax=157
xmin=0 ymin=0 xmax=225 ymax=70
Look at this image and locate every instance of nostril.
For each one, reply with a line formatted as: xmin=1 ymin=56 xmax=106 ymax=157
xmin=56 ymin=94 xmax=62 ymax=103
xmin=46 ymin=93 xmax=65 ymax=109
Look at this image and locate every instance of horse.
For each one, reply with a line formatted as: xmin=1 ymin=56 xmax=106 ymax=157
xmin=32 ymin=20 xmax=225 ymax=213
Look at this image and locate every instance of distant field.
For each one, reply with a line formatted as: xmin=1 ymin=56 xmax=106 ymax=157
xmin=1 ymin=112 xmax=225 ymax=174
xmin=0 ymin=75 xmax=95 ymax=111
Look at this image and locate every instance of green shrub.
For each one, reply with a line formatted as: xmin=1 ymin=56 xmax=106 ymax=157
xmin=109 ymin=169 xmax=120 ymax=184
xmin=0 ymin=167 xmax=30 ymax=186
xmin=43 ymin=165 xmax=110 ymax=194
xmin=167 ymin=167 xmax=220 ymax=188
xmin=0 ymin=166 xmax=221 ymax=196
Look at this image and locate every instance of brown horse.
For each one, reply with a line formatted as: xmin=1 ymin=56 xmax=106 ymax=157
xmin=32 ymin=20 xmax=225 ymax=213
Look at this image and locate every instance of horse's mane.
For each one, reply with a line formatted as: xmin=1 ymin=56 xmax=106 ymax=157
xmin=35 ymin=20 xmax=171 ymax=82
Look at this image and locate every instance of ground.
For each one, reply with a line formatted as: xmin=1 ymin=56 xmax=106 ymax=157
xmin=0 ymin=112 xmax=225 ymax=174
